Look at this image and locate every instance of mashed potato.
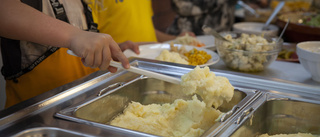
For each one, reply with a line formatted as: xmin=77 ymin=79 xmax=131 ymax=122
xmin=110 ymin=95 xmax=221 ymax=137
xmin=156 ymin=49 xmax=189 ymax=65
xmin=180 ymin=66 xmax=234 ymax=108
xmin=110 ymin=66 xmax=234 ymax=137
xmin=259 ymin=133 xmax=317 ymax=137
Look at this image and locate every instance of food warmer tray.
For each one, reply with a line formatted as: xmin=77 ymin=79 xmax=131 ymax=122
xmin=0 ymin=58 xmax=319 ymax=137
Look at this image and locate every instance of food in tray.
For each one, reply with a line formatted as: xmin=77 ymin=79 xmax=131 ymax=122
xmin=271 ymin=0 xmax=312 ymax=12
xmin=278 ymin=11 xmax=320 ymax=28
xmin=172 ymin=33 xmax=205 ymax=47
xmin=218 ymin=33 xmax=278 ymax=72
xmin=110 ymin=95 xmax=222 ymax=137
xmin=303 ymin=14 xmax=320 ymax=27
xmin=259 ymin=133 xmax=317 ymax=137
xmin=180 ymin=66 xmax=234 ymax=108
xmin=110 ymin=66 xmax=234 ymax=137
xmin=277 ymin=49 xmax=298 ymax=61
xmin=156 ymin=44 xmax=212 ymax=66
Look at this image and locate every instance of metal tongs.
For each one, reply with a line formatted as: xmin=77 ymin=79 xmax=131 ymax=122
xmin=67 ymin=50 xmax=181 ymax=84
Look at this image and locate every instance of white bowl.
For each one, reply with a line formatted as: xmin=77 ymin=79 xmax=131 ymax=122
xmin=296 ymin=41 xmax=320 ymax=82
xmin=233 ymin=22 xmax=279 ymax=36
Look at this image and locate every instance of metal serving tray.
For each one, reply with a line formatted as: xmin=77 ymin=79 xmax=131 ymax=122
xmin=12 ymin=127 xmax=95 ymax=137
xmin=55 ymin=76 xmax=260 ymax=136
xmin=214 ymin=93 xmax=320 ymax=137
xmin=2 ymin=58 xmax=319 ymax=137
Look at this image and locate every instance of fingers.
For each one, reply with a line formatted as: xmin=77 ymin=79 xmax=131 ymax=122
xmin=99 ymin=45 xmax=111 ymax=70
xmin=84 ymin=51 xmax=94 ymax=67
xmin=108 ymin=66 xmax=118 ymax=73
xmin=119 ymin=41 xmax=140 ymax=54
xmin=70 ymin=31 xmax=129 ymax=71
xmin=93 ymin=45 xmax=103 ymax=68
xmin=110 ymin=40 xmax=130 ymax=69
xmin=132 ymin=43 xmax=140 ymax=54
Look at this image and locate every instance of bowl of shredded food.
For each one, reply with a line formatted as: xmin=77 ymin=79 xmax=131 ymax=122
xmin=215 ymin=31 xmax=283 ymax=72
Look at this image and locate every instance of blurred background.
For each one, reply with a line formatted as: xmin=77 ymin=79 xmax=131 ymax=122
xmin=153 ymin=0 xmax=319 ymax=42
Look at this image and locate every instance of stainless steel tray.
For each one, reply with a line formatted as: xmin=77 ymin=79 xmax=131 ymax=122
xmin=1 ymin=58 xmax=320 ymax=137
xmin=55 ymin=76 xmax=260 ymax=136
xmin=12 ymin=127 xmax=95 ymax=137
xmin=214 ymin=92 xmax=320 ymax=137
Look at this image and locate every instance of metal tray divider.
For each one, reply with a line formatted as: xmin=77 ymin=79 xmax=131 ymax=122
xmin=211 ymin=92 xmax=268 ymax=137
xmin=55 ymin=75 xmax=144 ymax=117
xmin=201 ymin=89 xmax=264 ymax=137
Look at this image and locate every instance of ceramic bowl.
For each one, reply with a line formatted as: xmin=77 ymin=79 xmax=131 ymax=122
xmin=233 ymin=22 xmax=279 ymax=36
xmin=296 ymin=41 xmax=320 ymax=82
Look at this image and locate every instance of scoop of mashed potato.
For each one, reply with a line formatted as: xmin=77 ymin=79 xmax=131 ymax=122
xmin=110 ymin=95 xmax=221 ymax=137
xmin=259 ymin=133 xmax=317 ymax=137
xmin=180 ymin=66 xmax=234 ymax=108
xmin=156 ymin=49 xmax=189 ymax=65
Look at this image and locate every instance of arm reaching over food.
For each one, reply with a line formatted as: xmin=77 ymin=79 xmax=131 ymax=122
xmin=180 ymin=66 xmax=234 ymax=108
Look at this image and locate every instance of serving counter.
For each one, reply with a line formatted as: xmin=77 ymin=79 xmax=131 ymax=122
xmin=0 ymin=58 xmax=319 ymax=137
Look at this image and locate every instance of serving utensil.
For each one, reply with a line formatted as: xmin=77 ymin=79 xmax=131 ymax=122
xmin=262 ymin=1 xmax=285 ymax=30
xmin=202 ymin=25 xmax=230 ymax=43
xmin=237 ymin=0 xmax=259 ymax=17
xmin=277 ymin=19 xmax=290 ymax=43
xmin=67 ymin=50 xmax=181 ymax=84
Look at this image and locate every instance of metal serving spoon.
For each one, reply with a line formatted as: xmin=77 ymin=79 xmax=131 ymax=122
xmin=262 ymin=1 xmax=285 ymax=30
xmin=277 ymin=19 xmax=290 ymax=43
xmin=202 ymin=25 xmax=231 ymax=43
xmin=237 ymin=0 xmax=260 ymax=18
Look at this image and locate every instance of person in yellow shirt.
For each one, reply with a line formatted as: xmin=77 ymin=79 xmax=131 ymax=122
xmin=88 ymin=0 xmax=194 ymax=43
xmin=0 ymin=0 xmax=138 ymax=108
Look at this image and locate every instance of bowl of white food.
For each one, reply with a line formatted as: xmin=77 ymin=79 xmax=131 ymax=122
xmin=296 ymin=41 xmax=320 ymax=82
xmin=215 ymin=31 xmax=283 ymax=72
xmin=233 ymin=22 xmax=279 ymax=36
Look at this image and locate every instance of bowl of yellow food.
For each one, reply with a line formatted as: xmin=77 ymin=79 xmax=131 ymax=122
xmin=215 ymin=31 xmax=283 ymax=72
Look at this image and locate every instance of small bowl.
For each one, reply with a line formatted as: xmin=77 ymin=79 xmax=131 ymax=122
xmin=296 ymin=41 xmax=320 ymax=82
xmin=215 ymin=31 xmax=283 ymax=72
xmin=233 ymin=22 xmax=279 ymax=36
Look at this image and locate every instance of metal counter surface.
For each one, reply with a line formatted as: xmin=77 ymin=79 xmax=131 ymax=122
xmin=210 ymin=60 xmax=319 ymax=86
xmin=0 ymin=58 xmax=319 ymax=137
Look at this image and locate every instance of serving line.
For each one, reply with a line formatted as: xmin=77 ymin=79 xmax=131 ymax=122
xmin=0 ymin=58 xmax=319 ymax=137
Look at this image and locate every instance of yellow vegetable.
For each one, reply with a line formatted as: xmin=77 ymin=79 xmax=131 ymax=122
xmin=184 ymin=48 xmax=211 ymax=65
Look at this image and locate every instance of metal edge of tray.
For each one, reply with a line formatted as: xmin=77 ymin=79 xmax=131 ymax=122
xmin=12 ymin=127 xmax=96 ymax=137
xmin=54 ymin=74 xmax=260 ymax=137
xmin=201 ymin=89 xmax=263 ymax=137
xmin=213 ymin=92 xmax=320 ymax=137
xmin=128 ymin=58 xmax=320 ymax=100
xmin=0 ymin=63 xmax=138 ymax=130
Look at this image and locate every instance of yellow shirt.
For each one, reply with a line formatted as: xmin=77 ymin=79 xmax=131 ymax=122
xmin=89 ymin=0 xmax=157 ymax=43
xmin=5 ymin=48 xmax=99 ymax=108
